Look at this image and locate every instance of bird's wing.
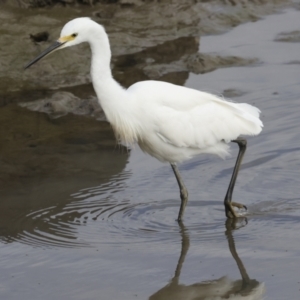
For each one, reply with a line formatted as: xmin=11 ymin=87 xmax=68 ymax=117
xmin=128 ymin=81 xmax=262 ymax=149
xmin=154 ymin=103 xmax=234 ymax=149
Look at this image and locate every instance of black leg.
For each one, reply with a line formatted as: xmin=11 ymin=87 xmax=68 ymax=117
xmin=171 ymin=163 xmax=188 ymax=222
xmin=224 ymin=137 xmax=247 ymax=218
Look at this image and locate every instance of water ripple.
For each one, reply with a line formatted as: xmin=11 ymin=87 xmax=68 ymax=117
xmin=9 ymin=182 xmax=228 ymax=248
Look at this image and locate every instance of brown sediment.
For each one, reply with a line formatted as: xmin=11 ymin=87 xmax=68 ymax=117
xmin=0 ymin=0 xmax=297 ymax=95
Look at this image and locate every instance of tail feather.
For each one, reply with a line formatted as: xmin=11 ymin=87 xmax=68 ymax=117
xmin=238 ymin=103 xmax=261 ymax=118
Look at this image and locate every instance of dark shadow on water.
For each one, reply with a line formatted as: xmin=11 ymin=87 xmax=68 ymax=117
xmin=0 ymin=113 xmax=130 ymax=247
xmin=149 ymin=218 xmax=264 ymax=300
xmin=0 ymin=178 xmax=129 ymax=248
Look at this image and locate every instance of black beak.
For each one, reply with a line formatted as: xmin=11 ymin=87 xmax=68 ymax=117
xmin=24 ymin=40 xmax=66 ymax=69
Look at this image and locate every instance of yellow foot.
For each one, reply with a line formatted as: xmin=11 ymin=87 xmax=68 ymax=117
xmin=225 ymin=202 xmax=247 ymax=219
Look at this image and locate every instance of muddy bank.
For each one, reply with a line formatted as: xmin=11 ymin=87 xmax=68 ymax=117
xmin=275 ymin=30 xmax=300 ymax=42
xmin=0 ymin=0 xmax=297 ymax=96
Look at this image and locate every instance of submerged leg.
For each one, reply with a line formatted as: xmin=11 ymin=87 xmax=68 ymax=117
xmin=171 ymin=163 xmax=188 ymax=222
xmin=224 ymin=138 xmax=247 ymax=219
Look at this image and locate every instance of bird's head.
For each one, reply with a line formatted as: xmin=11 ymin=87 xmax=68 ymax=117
xmin=24 ymin=17 xmax=96 ymax=69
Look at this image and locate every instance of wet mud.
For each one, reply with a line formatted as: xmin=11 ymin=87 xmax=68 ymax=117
xmin=0 ymin=0 xmax=297 ymax=94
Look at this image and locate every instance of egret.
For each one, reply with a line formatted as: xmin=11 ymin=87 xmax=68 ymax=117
xmin=25 ymin=18 xmax=263 ymax=221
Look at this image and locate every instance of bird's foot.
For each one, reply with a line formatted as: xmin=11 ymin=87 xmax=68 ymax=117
xmin=225 ymin=201 xmax=247 ymax=219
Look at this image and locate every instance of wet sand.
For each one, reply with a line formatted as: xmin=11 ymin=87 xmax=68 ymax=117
xmin=1 ymin=4 xmax=300 ymax=300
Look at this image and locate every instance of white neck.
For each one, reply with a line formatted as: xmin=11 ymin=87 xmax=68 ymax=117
xmin=88 ymin=26 xmax=140 ymax=145
xmin=89 ymin=29 xmax=126 ymax=118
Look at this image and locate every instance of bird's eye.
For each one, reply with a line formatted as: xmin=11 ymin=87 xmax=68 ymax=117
xmin=71 ymin=33 xmax=78 ymax=38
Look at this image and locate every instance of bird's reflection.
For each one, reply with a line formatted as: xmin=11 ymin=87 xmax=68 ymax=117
xmin=149 ymin=219 xmax=265 ymax=300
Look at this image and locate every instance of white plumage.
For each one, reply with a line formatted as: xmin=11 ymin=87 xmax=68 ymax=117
xmin=25 ymin=17 xmax=263 ymax=221
xmin=126 ymin=81 xmax=262 ymax=162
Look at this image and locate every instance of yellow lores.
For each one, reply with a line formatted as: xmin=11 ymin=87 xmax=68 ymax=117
xmin=58 ymin=33 xmax=77 ymax=43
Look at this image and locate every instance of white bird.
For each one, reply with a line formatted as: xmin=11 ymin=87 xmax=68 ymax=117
xmin=25 ymin=18 xmax=263 ymax=221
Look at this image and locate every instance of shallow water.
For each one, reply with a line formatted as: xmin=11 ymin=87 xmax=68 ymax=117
xmin=1 ymin=8 xmax=300 ymax=300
